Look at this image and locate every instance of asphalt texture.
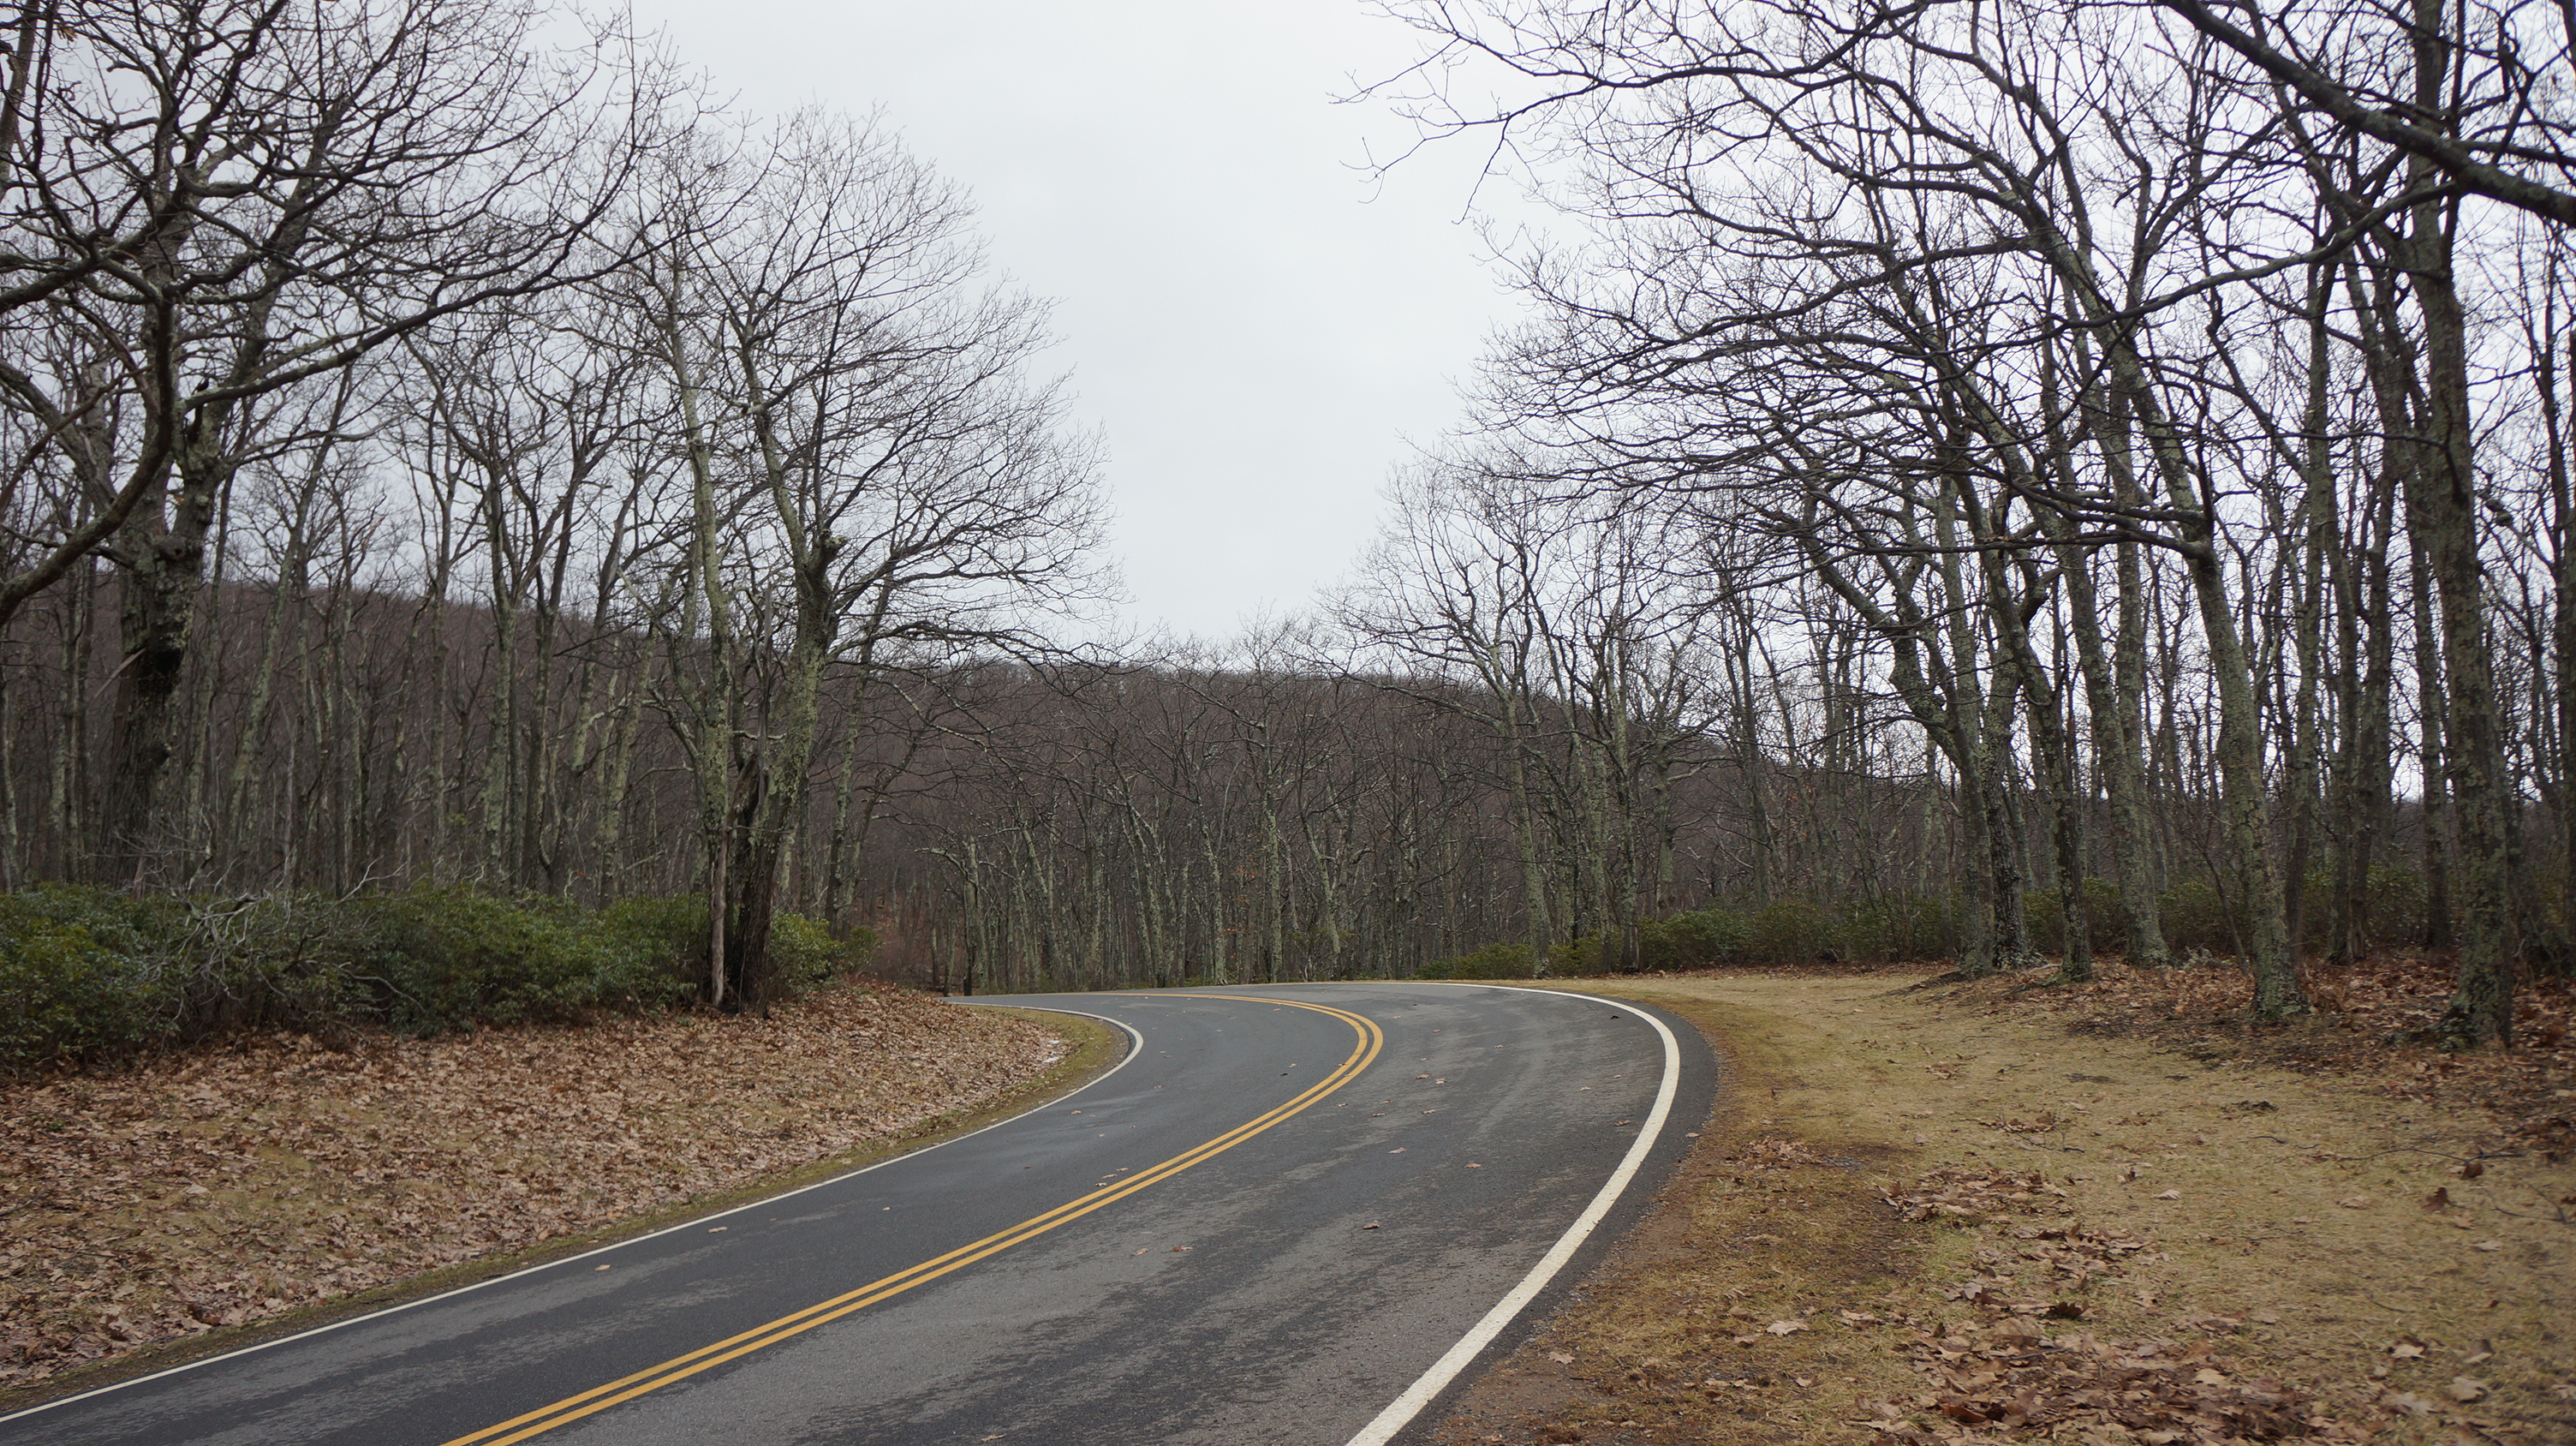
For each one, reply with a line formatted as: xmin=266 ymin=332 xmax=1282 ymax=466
xmin=1 ymin=982 xmax=1714 ymax=1446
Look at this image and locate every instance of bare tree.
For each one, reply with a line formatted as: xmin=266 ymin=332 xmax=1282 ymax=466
xmin=0 ymin=0 xmax=677 ymax=880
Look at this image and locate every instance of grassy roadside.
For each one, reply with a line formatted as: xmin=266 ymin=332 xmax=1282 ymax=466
xmin=0 ymin=1000 xmax=1120 ymax=1414
xmin=1423 ymin=970 xmax=2573 ymax=1446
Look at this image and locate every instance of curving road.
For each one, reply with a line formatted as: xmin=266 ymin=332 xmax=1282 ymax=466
xmin=0 ymin=983 xmax=1711 ymax=1446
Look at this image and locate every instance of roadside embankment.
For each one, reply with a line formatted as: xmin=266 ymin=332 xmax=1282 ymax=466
xmin=0 ymin=983 xmax=1100 ymax=1402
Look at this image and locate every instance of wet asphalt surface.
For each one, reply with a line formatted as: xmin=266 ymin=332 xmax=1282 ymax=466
xmin=1 ymin=983 xmax=1711 ymax=1446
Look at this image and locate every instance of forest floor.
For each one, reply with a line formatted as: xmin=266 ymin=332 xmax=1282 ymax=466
xmin=1427 ymin=959 xmax=2576 ymax=1446
xmin=0 ymin=981 xmax=1102 ymax=1406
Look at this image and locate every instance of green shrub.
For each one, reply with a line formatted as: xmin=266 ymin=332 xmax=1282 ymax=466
xmin=2153 ymin=877 xmax=2238 ymax=957
xmin=2024 ymin=877 xmax=2127 ymax=958
xmin=362 ymin=886 xmax=695 ymax=1034
xmin=597 ymin=892 xmax=710 ymax=973
xmin=1548 ymin=935 xmax=1612 ymax=976
xmin=1416 ymin=941 xmax=1539 ymax=980
xmin=1747 ymin=899 xmax=1834 ymax=965
xmin=2358 ymin=865 xmax=2427 ymax=949
xmin=0 ymin=926 xmax=140 ymax=1062
xmin=0 ymin=883 xmax=871 ymax=1067
xmin=172 ymin=893 xmax=377 ymax=1034
xmin=0 ymin=889 xmax=177 ymax=1066
xmin=1638 ymin=908 xmax=1746 ymax=969
xmin=1835 ymin=893 xmax=1955 ymax=963
xmin=770 ymin=913 xmax=874 ymax=991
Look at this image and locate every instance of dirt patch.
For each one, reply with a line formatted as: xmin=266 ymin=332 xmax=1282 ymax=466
xmin=1423 ymin=967 xmax=2574 ymax=1446
xmin=0 ymin=983 xmax=1094 ymax=1403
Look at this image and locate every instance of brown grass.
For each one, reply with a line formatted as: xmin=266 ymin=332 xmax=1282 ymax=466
xmin=1425 ymin=965 xmax=2575 ymax=1446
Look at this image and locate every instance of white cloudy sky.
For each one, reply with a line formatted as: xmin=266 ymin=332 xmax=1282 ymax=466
xmin=627 ymin=1 xmax=1537 ymax=641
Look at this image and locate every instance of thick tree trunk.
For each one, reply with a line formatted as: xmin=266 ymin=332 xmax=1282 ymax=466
xmin=2041 ymin=501 xmax=2167 ymax=967
xmin=2401 ymin=124 xmax=2519 ymax=1041
xmin=101 ymin=440 xmax=225 ymax=886
xmin=2123 ymin=365 xmax=2304 ymax=1014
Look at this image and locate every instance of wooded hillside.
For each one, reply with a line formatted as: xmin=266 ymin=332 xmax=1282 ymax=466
xmin=4 ymin=0 xmax=2573 ymax=1049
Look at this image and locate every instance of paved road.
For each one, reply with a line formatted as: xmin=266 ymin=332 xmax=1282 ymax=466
xmin=2 ymin=983 xmax=1711 ymax=1446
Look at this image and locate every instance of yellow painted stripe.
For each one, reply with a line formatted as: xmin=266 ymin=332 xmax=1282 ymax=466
xmin=439 ymin=996 xmax=1382 ymax=1446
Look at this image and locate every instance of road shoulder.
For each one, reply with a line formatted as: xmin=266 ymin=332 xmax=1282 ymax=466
xmin=1415 ymin=970 xmax=2573 ymax=1446
xmin=0 ymin=992 xmax=1118 ymax=1415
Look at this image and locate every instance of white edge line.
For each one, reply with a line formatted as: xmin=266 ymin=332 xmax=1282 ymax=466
xmin=1342 ymin=983 xmax=1685 ymax=1446
xmin=0 ymin=1003 xmax=1143 ymax=1428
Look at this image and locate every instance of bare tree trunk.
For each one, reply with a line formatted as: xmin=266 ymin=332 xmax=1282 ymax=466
xmin=2396 ymin=9 xmax=2519 ymax=1038
xmin=2280 ymin=278 xmax=2340 ymax=963
xmin=101 ymin=443 xmax=219 ymax=887
xmin=2543 ymin=292 xmax=2576 ymax=973
xmin=2329 ymin=438 xmax=2400 ymax=968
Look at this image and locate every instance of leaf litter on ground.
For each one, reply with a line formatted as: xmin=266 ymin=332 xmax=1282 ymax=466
xmin=1414 ymin=963 xmax=2574 ymax=1446
xmin=0 ymin=982 xmax=1065 ymax=1391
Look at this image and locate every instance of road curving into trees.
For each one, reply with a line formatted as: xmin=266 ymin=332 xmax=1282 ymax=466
xmin=0 ymin=983 xmax=1712 ymax=1446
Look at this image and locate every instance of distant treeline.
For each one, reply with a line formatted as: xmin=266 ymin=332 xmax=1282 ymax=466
xmin=6 ymin=0 xmax=2573 ymax=1054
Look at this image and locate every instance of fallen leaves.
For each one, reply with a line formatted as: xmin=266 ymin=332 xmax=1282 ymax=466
xmin=1418 ymin=969 xmax=2576 ymax=1446
xmin=1981 ymin=956 xmax=2576 ymax=1164
xmin=1728 ymin=1136 xmax=1822 ymax=1172
xmin=1869 ymin=1161 xmax=2352 ymax=1443
xmin=0 ymin=983 xmax=1066 ymax=1390
xmin=1978 ymin=1113 xmax=2057 ymax=1134
xmin=1879 ymin=1168 xmax=2074 ymax=1224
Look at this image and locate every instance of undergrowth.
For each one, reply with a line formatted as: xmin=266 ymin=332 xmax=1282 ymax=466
xmin=1416 ymin=868 xmax=2447 ymax=979
xmin=0 ymin=883 xmax=872 ymax=1068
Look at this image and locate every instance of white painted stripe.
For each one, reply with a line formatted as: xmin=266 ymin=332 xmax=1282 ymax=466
xmin=1342 ymin=985 xmax=1685 ymax=1446
xmin=0 ymin=1005 xmax=1142 ymax=1428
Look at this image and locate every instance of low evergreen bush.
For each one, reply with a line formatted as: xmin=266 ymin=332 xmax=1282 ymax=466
xmin=1415 ymin=941 xmax=1539 ymax=979
xmin=0 ymin=883 xmax=855 ymax=1067
xmin=0 ymin=886 xmax=183 ymax=1065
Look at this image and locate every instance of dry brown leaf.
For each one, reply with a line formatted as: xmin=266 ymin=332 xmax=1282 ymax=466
xmin=0 ymin=982 xmax=1067 ymax=1390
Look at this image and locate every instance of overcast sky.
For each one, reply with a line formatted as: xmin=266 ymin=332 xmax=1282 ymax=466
xmin=626 ymin=1 xmax=1534 ymax=642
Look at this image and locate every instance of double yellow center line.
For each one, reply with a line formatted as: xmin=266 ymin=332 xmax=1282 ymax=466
xmin=440 ymin=997 xmax=1384 ymax=1446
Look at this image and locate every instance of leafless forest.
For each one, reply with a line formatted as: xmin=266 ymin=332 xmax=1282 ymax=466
xmin=3 ymin=0 xmax=2572 ymax=1044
